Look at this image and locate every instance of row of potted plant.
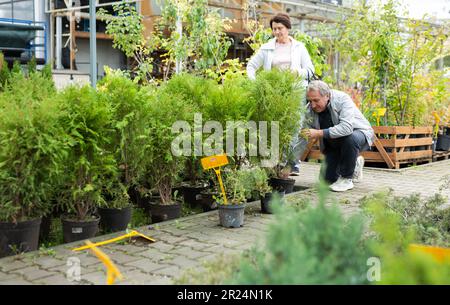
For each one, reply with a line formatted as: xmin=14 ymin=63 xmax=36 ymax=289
xmin=0 ymin=65 xmax=305 ymax=257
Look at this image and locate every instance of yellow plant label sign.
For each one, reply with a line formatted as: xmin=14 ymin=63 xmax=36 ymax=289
xmin=201 ymin=154 xmax=229 ymax=170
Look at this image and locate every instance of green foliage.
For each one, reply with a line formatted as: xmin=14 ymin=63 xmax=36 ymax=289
xmin=98 ymin=4 xmax=158 ymax=84
xmin=0 ymin=93 xmax=66 ymax=222
xmin=229 ymin=182 xmax=370 ymax=284
xmin=0 ymin=61 xmax=55 ymax=102
xmin=292 ymin=30 xmax=328 ymax=77
xmin=361 ymin=190 xmax=450 ymax=247
xmin=143 ymin=78 xmax=197 ymax=204
xmin=249 ymin=69 xmax=305 ymax=171
xmin=129 ymin=207 xmax=149 ymax=228
xmin=221 ymin=168 xmax=255 ymax=204
xmin=324 ymin=0 xmax=449 ymax=125
xmin=57 ymin=85 xmax=117 ymax=220
xmin=158 ymin=0 xmax=232 ymax=77
xmin=0 ymin=52 xmax=10 ymax=89
xmin=250 ymin=167 xmax=272 ymax=197
xmin=100 ymin=0 xmax=232 ymax=82
xmin=363 ymin=191 xmax=450 ymax=284
xmin=204 ymin=58 xmax=246 ymax=84
xmin=97 ymin=68 xmax=153 ymax=189
xmin=27 ymin=57 xmax=37 ymax=75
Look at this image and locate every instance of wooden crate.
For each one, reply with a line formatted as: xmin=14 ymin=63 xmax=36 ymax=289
xmin=301 ymin=126 xmax=433 ymax=169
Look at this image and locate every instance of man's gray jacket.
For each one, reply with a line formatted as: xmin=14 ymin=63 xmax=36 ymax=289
xmin=304 ymin=89 xmax=375 ymax=153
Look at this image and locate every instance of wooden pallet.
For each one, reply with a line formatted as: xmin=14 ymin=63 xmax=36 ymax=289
xmin=433 ymin=150 xmax=450 ymax=162
xmin=301 ymin=126 xmax=433 ymax=169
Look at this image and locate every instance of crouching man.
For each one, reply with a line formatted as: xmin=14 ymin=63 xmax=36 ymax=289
xmin=301 ymin=80 xmax=374 ymax=192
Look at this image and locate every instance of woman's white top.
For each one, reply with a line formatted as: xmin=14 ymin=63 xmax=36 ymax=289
xmin=272 ymin=41 xmax=292 ymax=70
xmin=246 ymin=36 xmax=315 ymax=86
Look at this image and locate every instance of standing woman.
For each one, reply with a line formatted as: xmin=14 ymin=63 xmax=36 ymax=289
xmin=246 ymin=13 xmax=315 ymax=174
xmin=246 ymin=13 xmax=315 ymax=85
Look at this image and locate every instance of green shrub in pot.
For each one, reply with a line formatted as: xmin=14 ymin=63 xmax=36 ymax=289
xmin=248 ymin=69 xmax=305 ymax=173
xmin=56 ymin=85 xmax=116 ymax=241
xmin=216 ymin=168 xmax=255 ymax=228
xmin=0 ymin=84 xmax=66 ymax=255
xmin=144 ymin=79 xmax=197 ymax=205
xmin=97 ymin=68 xmax=153 ymax=189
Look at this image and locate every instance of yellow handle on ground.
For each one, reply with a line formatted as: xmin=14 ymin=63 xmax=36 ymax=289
xmin=86 ymin=240 xmax=123 ymax=285
xmin=72 ymin=230 xmax=156 ymax=251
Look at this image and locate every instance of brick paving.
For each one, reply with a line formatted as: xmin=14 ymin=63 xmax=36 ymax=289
xmin=0 ymin=160 xmax=448 ymax=285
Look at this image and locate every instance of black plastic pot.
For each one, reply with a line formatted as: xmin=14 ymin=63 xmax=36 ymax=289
xmin=199 ymin=191 xmax=219 ymax=212
xmin=269 ymin=177 xmax=295 ymax=194
xmin=98 ymin=206 xmax=132 ymax=233
xmin=149 ymin=202 xmax=181 ymax=223
xmin=0 ymin=218 xmax=41 ymax=258
xmin=218 ymin=203 xmax=245 ymax=228
xmin=182 ymin=184 xmax=208 ymax=207
xmin=128 ymin=186 xmax=147 ymax=210
xmin=260 ymin=191 xmax=286 ymax=214
xmin=436 ymin=134 xmax=450 ymax=151
xmin=61 ymin=216 xmax=100 ymax=243
xmin=39 ymin=214 xmax=52 ymax=243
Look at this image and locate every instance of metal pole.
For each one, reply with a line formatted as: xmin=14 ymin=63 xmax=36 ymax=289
xmin=56 ymin=16 xmax=62 ymax=69
xmin=90 ymin=0 xmax=97 ymax=87
xmin=175 ymin=6 xmax=182 ymax=74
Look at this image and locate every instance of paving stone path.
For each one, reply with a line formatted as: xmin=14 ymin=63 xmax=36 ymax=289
xmin=0 ymin=160 xmax=448 ymax=285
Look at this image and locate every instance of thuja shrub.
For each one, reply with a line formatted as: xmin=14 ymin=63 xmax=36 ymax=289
xmin=361 ymin=190 xmax=450 ymax=247
xmin=97 ymin=69 xmax=153 ymax=188
xmin=0 ymin=60 xmax=55 ymax=100
xmin=229 ymin=183 xmax=370 ymax=284
xmin=0 ymin=95 xmax=66 ymax=222
xmin=363 ymin=193 xmax=450 ymax=284
xmin=248 ymin=69 xmax=306 ymax=168
xmin=57 ymin=85 xmax=117 ymax=220
xmin=143 ymin=80 xmax=198 ymax=204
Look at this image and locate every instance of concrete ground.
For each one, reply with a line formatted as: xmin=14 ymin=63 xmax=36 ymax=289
xmin=0 ymin=160 xmax=449 ymax=285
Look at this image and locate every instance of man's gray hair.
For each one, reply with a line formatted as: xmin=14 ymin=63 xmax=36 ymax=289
xmin=307 ymin=80 xmax=331 ymax=97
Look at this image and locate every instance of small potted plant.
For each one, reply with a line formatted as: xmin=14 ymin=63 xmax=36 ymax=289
xmin=251 ymin=167 xmax=285 ymax=214
xmin=0 ymin=74 xmax=64 ymax=257
xmin=217 ymin=169 xmax=254 ymax=228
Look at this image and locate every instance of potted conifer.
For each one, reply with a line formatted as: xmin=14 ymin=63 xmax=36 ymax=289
xmin=249 ymin=69 xmax=305 ymax=194
xmin=57 ymin=85 xmax=117 ymax=243
xmin=95 ymin=70 xmax=153 ymax=231
xmin=143 ymin=79 xmax=197 ymax=223
xmin=0 ymin=70 xmax=64 ymax=257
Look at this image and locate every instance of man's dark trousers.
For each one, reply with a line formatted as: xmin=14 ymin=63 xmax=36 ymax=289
xmin=322 ymin=130 xmax=369 ymax=184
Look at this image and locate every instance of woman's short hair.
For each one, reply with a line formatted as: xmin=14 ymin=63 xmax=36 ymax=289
xmin=270 ymin=13 xmax=292 ymax=30
xmin=307 ymin=80 xmax=331 ymax=97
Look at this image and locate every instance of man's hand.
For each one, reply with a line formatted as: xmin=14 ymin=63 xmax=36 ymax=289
xmin=302 ymin=129 xmax=323 ymax=139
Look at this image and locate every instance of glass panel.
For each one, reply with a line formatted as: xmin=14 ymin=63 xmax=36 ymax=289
xmin=12 ymin=0 xmax=34 ymax=21
xmin=0 ymin=2 xmax=12 ymax=19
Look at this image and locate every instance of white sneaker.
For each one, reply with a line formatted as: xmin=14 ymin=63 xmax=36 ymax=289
xmin=352 ymin=156 xmax=364 ymax=183
xmin=330 ymin=177 xmax=354 ymax=192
